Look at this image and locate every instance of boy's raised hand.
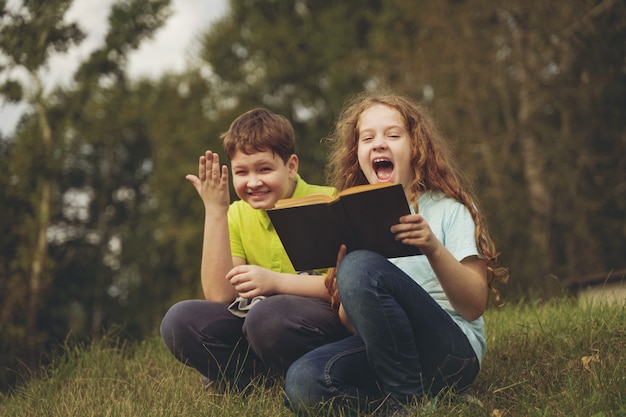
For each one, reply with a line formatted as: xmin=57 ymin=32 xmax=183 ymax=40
xmin=186 ymin=150 xmax=230 ymax=211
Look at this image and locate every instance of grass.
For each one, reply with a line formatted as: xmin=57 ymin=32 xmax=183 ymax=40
xmin=1 ymin=297 xmax=624 ymax=417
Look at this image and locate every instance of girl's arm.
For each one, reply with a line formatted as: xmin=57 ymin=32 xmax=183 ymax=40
xmin=392 ymin=213 xmax=488 ymax=321
xmin=424 ymin=248 xmax=487 ymax=321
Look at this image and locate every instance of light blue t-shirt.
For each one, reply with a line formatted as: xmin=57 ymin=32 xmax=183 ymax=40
xmin=388 ymin=191 xmax=486 ymax=364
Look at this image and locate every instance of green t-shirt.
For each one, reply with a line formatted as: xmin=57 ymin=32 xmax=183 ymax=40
xmin=228 ymin=175 xmax=335 ymax=273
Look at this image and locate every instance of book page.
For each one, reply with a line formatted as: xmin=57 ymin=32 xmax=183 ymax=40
xmin=272 ymin=193 xmax=335 ymax=209
xmin=337 ymin=181 xmax=396 ymax=197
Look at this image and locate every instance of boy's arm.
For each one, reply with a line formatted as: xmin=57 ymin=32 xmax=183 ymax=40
xmin=199 ymin=209 xmax=239 ymax=302
xmin=226 ymin=267 xmax=331 ymax=300
xmin=187 ymin=151 xmax=238 ymax=303
xmin=272 ymin=272 xmax=330 ymax=299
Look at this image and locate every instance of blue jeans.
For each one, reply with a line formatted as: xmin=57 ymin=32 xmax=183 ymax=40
xmin=285 ymin=251 xmax=480 ymax=414
xmin=160 ymin=295 xmax=348 ymax=391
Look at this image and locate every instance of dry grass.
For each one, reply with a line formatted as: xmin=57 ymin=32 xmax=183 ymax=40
xmin=1 ymin=297 xmax=624 ymax=416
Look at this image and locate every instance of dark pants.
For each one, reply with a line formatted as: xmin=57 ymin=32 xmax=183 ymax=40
xmin=160 ymin=295 xmax=348 ymax=390
xmin=285 ymin=251 xmax=480 ymax=414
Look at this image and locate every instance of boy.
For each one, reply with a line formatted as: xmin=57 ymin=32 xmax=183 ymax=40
xmin=160 ymin=108 xmax=348 ymax=391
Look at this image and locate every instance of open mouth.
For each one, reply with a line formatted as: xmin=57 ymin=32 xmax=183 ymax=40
xmin=373 ymin=158 xmax=394 ymax=182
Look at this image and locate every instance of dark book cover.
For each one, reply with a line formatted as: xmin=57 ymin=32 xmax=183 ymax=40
xmin=267 ymin=183 xmax=421 ymax=271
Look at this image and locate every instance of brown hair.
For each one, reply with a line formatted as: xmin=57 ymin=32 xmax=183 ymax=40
xmin=221 ymin=108 xmax=296 ymax=163
xmin=324 ymin=92 xmax=508 ymax=305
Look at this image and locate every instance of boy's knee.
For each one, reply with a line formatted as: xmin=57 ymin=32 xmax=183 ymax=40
xmin=242 ymin=302 xmax=285 ymax=350
xmin=160 ymin=301 xmax=193 ymax=352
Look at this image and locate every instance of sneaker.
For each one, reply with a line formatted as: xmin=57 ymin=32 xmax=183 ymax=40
xmin=389 ymin=406 xmax=408 ymax=417
xmin=201 ymin=375 xmax=214 ymax=391
xmin=459 ymin=393 xmax=483 ymax=407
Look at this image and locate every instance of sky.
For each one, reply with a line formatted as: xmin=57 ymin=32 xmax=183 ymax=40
xmin=0 ymin=0 xmax=229 ymax=135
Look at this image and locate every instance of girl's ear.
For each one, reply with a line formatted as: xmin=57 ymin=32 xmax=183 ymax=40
xmin=287 ymin=154 xmax=299 ymax=179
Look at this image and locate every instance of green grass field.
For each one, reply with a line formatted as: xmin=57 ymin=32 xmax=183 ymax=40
xmin=1 ymin=297 xmax=624 ymax=416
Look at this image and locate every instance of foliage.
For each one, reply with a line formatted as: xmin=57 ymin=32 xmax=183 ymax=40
xmin=199 ymin=0 xmax=380 ymax=185
xmin=0 ymin=0 xmax=89 ymax=389
xmin=0 ymin=298 xmax=624 ymax=416
xmin=196 ymin=0 xmax=626 ymax=297
xmin=0 ymin=0 xmax=625 ymax=395
xmin=357 ymin=0 xmax=626 ymax=295
xmin=0 ymin=0 xmax=171 ymax=390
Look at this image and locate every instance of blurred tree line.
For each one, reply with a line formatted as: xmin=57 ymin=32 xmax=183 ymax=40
xmin=0 ymin=0 xmax=624 ymax=391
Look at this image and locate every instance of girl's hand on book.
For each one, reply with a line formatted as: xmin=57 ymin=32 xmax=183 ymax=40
xmin=391 ymin=213 xmax=440 ymax=256
xmin=335 ymin=244 xmax=347 ymax=268
xmin=186 ymin=150 xmax=230 ymax=213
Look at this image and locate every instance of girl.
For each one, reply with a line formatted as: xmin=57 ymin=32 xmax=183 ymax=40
xmin=284 ymin=92 xmax=507 ymax=415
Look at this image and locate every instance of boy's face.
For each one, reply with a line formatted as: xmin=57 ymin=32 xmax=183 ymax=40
xmin=230 ymin=149 xmax=298 ymax=210
xmin=357 ymin=104 xmax=414 ymax=191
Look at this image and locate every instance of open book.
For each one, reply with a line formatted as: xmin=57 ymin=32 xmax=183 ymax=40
xmin=267 ymin=182 xmax=421 ymax=270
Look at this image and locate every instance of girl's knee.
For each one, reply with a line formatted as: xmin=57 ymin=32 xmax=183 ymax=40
xmin=284 ymin=358 xmax=323 ymax=411
xmin=337 ymin=250 xmax=382 ymax=294
xmin=339 ymin=250 xmax=385 ymax=276
xmin=340 ymin=249 xmax=373 ymax=269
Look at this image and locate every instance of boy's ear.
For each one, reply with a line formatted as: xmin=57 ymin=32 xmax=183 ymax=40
xmin=287 ymin=154 xmax=299 ymax=178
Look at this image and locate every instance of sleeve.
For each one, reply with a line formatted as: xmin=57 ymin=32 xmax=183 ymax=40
xmin=227 ymin=203 xmax=246 ymax=259
xmin=443 ymin=202 xmax=479 ymax=262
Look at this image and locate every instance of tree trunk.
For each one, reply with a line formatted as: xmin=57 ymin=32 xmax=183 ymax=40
xmin=27 ymin=96 xmax=53 ymax=361
xmin=502 ymin=9 xmax=553 ymax=256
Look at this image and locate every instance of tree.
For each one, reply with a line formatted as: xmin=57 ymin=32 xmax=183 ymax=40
xmin=363 ymin=0 xmax=626 ymax=296
xmin=0 ymin=0 xmax=171 ymax=390
xmin=198 ymin=0 xmax=381 ymax=184
xmin=0 ymin=0 xmax=87 ymax=366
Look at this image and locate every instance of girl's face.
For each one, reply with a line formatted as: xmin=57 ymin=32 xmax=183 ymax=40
xmin=230 ymin=149 xmax=298 ymax=210
xmin=357 ymin=104 xmax=414 ymax=191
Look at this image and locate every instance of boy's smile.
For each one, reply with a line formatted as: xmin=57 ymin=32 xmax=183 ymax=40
xmin=230 ymin=150 xmax=298 ymax=210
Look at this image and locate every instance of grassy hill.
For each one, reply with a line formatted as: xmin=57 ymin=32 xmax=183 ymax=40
xmin=1 ymin=297 xmax=624 ymax=416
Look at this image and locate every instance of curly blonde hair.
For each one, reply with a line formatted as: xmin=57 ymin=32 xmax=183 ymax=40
xmin=324 ymin=92 xmax=508 ymax=306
